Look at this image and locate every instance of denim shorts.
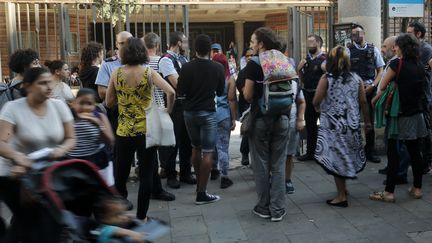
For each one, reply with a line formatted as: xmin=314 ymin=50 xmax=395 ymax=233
xmin=184 ymin=111 xmax=217 ymax=152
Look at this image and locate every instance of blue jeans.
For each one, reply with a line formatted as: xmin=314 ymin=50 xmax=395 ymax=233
xmin=184 ymin=111 xmax=217 ymax=153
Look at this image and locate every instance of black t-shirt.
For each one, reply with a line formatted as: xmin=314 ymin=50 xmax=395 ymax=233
xmin=389 ymin=58 xmax=425 ymax=116
xmin=79 ymin=66 xmax=99 ymax=91
xmin=244 ymin=60 xmax=264 ymax=110
xmin=177 ymin=58 xmax=225 ymax=111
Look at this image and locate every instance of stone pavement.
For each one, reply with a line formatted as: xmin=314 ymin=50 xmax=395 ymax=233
xmin=124 ymin=129 xmax=432 ymax=243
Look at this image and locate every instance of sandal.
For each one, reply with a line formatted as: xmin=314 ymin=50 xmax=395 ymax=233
xmin=369 ymin=191 xmax=395 ymax=203
xmin=408 ymin=188 xmax=423 ymax=199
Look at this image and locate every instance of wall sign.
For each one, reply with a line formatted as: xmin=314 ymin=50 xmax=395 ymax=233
xmin=389 ymin=0 xmax=424 ymax=17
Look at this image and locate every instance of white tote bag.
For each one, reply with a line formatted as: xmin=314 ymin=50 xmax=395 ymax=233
xmin=145 ymin=80 xmax=176 ymax=148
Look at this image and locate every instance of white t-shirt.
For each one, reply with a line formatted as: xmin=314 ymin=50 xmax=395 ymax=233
xmin=51 ymin=82 xmax=75 ymax=102
xmin=0 ymin=98 xmax=73 ymax=175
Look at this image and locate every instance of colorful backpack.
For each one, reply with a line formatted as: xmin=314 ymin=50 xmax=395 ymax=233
xmin=252 ymin=49 xmax=298 ymax=116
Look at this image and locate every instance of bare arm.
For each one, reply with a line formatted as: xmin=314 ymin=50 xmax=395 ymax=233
xmin=312 ymin=75 xmax=328 ymax=112
xmin=50 ymin=121 xmax=76 ymax=159
xmin=227 ymin=76 xmax=238 ymax=130
xmin=0 ymin=121 xmax=32 ymax=169
xmin=166 ymin=74 xmax=179 ymax=89
xmin=152 ymin=69 xmax=176 ymax=113
xmin=105 ymin=70 xmax=118 ymax=108
xmin=371 ymin=67 xmax=396 ymax=106
xmin=297 ymin=59 xmax=306 ymax=83
xmin=243 ymin=79 xmax=255 ymax=103
xmin=98 ymin=86 xmax=107 ymax=101
xmin=359 ymin=81 xmax=372 ymax=134
xmin=295 ymin=96 xmax=306 ymax=131
xmin=100 ymin=113 xmax=115 ymax=146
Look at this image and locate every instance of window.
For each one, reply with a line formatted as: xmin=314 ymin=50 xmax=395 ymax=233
xmin=69 ymin=32 xmax=79 ymax=54
xmin=18 ymin=31 xmax=38 ymax=50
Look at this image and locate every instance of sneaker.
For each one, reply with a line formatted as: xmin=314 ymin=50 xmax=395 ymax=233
xmin=210 ymin=169 xmax=220 ymax=180
xmin=252 ymin=206 xmax=271 ymax=219
xmin=285 ymin=180 xmax=295 ymax=194
xmin=167 ymin=178 xmax=180 ymax=189
xmin=220 ymin=177 xmax=233 ymax=189
xmin=297 ymin=154 xmax=314 ymax=161
xmin=241 ymin=154 xmax=250 ymax=166
xmin=195 ymin=192 xmax=220 ymax=205
xmin=180 ymin=174 xmax=197 ymax=184
xmin=271 ymin=209 xmax=286 ymax=222
xmin=151 ymin=190 xmax=176 ymax=201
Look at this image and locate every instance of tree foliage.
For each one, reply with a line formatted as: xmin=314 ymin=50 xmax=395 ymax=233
xmin=93 ymin=0 xmax=141 ymax=26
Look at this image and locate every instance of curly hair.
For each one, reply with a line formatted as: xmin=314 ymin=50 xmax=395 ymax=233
xmin=396 ymin=33 xmax=420 ymax=61
xmin=9 ymin=49 xmax=39 ymax=74
xmin=80 ymin=41 xmax=104 ymax=70
xmin=44 ymin=60 xmax=66 ymax=74
xmin=120 ymin=37 xmax=149 ymax=65
xmin=253 ymin=27 xmax=281 ymax=51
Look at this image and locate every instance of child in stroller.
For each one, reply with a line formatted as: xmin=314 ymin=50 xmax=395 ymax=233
xmin=19 ymin=158 xmax=168 ymax=243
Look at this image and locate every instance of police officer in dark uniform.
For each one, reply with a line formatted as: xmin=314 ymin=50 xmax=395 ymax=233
xmin=158 ymin=31 xmax=196 ymax=189
xmin=348 ymin=24 xmax=385 ymax=163
xmin=297 ymin=34 xmax=326 ymax=161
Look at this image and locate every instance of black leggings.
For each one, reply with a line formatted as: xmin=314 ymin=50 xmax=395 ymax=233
xmin=114 ymin=135 xmax=156 ymax=220
xmin=385 ymin=139 xmax=423 ymax=193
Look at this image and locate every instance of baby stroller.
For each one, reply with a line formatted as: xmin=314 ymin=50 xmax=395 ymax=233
xmin=20 ymin=159 xmax=168 ymax=243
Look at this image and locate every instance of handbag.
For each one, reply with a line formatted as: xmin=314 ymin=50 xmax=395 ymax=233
xmin=145 ymin=71 xmax=176 ymax=148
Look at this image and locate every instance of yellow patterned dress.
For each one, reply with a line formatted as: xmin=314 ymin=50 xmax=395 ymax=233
xmin=116 ymin=67 xmax=152 ymax=137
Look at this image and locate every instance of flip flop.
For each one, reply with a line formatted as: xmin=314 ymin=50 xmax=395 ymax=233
xmin=408 ymin=188 xmax=423 ymax=199
xmin=369 ymin=191 xmax=395 ymax=203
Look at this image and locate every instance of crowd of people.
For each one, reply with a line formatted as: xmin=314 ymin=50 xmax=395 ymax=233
xmin=0 ymin=20 xmax=431 ymax=242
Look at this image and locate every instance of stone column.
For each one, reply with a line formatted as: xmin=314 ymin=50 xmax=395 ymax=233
xmin=234 ymin=20 xmax=245 ymax=64
xmin=338 ymin=0 xmax=382 ymax=47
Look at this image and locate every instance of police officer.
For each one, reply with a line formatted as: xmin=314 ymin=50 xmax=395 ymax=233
xmin=158 ymin=31 xmax=196 ymax=189
xmin=348 ymin=24 xmax=385 ymax=163
xmin=297 ymin=34 xmax=326 ymax=161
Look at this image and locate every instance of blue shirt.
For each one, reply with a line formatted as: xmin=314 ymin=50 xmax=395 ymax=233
xmin=95 ymin=57 xmax=122 ymax=87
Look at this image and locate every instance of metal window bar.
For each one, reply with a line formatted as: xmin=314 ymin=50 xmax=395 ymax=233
xmin=142 ymin=5 xmax=146 ymax=35
xmin=26 ymin=3 xmax=30 ymax=48
xmin=54 ymin=3 xmax=58 ymax=58
xmin=92 ymin=4 xmax=96 ymax=41
xmin=110 ymin=4 xmax=114 ymax=56
xmin=17 ymin=3 xmax=22 ymax=49
xmin=173 ymin=5 xmax=177 ymax=31
xmin=126 ymin=4 xmax=130 ymax=33
xmin=101 ymin=3 xmax=106 ymax=50
xmin=76 ymin=3 xmax=80 ymax=54
xmin=158 ymin=5 xmax=162 ymax=50
xmin=150 ymin=5 xmax=153 ymax=33
xmin=134 ymin=4 xmax=138 ymax=37
xmin=85 ymin=3 xmax=88 ymax=44
xmin=165 ymin=5 xmax=170 ymax=48
xmin=45 ymin=3 xmax=48 ymax=56
xmin=35 ymin=3 xmax=40 ymax=55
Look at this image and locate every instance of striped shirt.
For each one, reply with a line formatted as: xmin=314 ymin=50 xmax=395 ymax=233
xmin=149 ymin=55 xmax=165 ymax=107
xmin=68 ymin=118 xmax=102 ymax=157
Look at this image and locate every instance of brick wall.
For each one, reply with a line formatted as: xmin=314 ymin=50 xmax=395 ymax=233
xmin=0 ymin=3 xmax=90 ymax=78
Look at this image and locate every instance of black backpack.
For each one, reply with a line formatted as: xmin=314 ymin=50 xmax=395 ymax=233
xmin=0 ymin=79 xmax=23 ymax=111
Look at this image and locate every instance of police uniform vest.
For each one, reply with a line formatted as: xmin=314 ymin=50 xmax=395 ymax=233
xmin=302 ymin=54 xmax=326 ymax=90
xmin=158 ymin=52 xmax=187 ymax=89
xmin=349 ymin=43 xmax=376 ymax=81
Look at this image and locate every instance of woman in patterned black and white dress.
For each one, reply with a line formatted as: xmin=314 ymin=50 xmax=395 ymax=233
xmin=313 ymin=46 xmax=372 ymax=208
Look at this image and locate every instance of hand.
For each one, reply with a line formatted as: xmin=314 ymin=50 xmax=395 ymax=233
xmin=12 ymin=152 xmax=33 ymax=169
xmin=364 ymin=85 xmax=375 ymax=94
xmin=10 ymin=165 xmax=27 ymax=178
xmin=371 ymin=90 xmax=383 ymax=108
xmin=298 ymin=59 xmax=307 ymax=70
xmin=78 ymin=112 xmax=101 ymax=126
xmin=231 ymin=119 xmax=236 ymax=131
xmin=49 ymin=146 xmax=67 ymax=160
xmin=296 ymin=119 xmax=305 ymax=131
xmin=129 ymin=231 xmax=145 ymax=243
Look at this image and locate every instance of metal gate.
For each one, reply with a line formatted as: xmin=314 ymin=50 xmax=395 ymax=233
xmin=286 ymin=5 xmax=335 ymax=63
xmin=2 ymin=1 xmax=190 ymax=79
